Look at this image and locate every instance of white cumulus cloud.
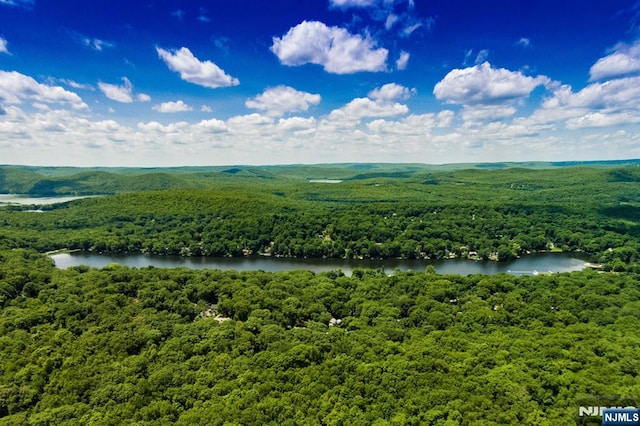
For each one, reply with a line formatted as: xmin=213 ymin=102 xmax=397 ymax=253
xmin=565 ymin=111 xmax=640 ymax=129
xmin=98 ymin=77 xmax=147 ymax=103
xmin=137 ymin=121 xmax=189 ymax=134
xmin=366 ymin=113 xmax=444 ymax=136
xmin=368 ymin=83 xmax=414 ymax=102
xmin=461 ymin=104 xmax=518 ymax=124
xmin=433 ymin=62 xmax=550 ymax=105
xmin=196 ymin=118 xmax=227 ymax=133
xmin=270 ymin=21 xmax=388 ymax=74
xmin=246 ymin=85 xmax=321 ymax=117
xmin=152 ymin=100 xmax=193 ymax=113
xmin=226 ymin=113 xmax=273 ymax=136
xmin=156 ymin=46 xmax=239 ymax=89
xmin=542 ymin=76 xmax=640 ymax=111
xmin=328 ymin=83 xmax=413 ymax=123
xmin=0 ymin=70 xmax=87 ymax=109
xmin=590 ymin=40 xmax=640 ymax=81
xmin=277 ymin=116 xmax=317 ymax=132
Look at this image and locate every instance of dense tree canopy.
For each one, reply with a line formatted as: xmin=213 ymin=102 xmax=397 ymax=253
xmin=0 ymin=250 xmax=639 ymax=424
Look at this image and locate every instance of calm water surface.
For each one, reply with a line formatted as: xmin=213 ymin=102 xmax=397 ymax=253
xmin=0 ymin=194 xmax=95 ymax=205
xmin=51 ymin=252 xmax=589 ymax=276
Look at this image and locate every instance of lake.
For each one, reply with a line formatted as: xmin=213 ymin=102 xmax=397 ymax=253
xmin=51 ymin=252 xmax=589 ymax=276
xmin=0 ymin=194 xmax=95 ymax=206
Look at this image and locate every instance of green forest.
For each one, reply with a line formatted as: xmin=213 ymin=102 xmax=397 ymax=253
xmin=1 ymin=162 xmax=640 ymax=268
xmin=1 ymin=162 xmax=640 ymax=424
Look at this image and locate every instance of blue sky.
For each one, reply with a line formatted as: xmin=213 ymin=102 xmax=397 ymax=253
xmin=1 ymin=0 xmax=640 ymax=166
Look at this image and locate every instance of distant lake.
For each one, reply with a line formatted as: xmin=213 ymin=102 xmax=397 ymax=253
xmin=51 ymin=252 xmax=589 ymax=276
xmin=0 ymin=194 xmax=95 ymax=206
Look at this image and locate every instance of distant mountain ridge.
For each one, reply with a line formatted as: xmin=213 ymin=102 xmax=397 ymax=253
xmin=1 ymin=159 xmax=639 ymax=196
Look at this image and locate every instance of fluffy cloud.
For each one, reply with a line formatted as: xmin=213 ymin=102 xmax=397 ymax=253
xmin=276 ymin=116 xmax=317 ymax=132
xmin=333 ymin=98 xmax=407 ymax=121
xmin=2 ymin=93 xmax=640 ymax=167
xmin=433 ymin=62 xmax=550 ymax=105
xmin=461 ymin=105 xmax=517 ymax=124
xmin=368 ymin=83 xmax=414 ymax=102
xmin=137 ymin=121 xmax=189 ymax=134
xmin=156 ymin=46 xmax=240 ymax=89
xmin=152 ymin=100 xmax=193 ymax=113
xmin=327 ymin=83 xmax=413 ymax=123
xmin=0 ymin=36 xmax=9 ymax=54
xmin=565 ymin=111 xmax=640 ymax=129
xmin=226 ymin=113 xmax=274 ymax=137
xmin=271 ymin=21 xmax=388 ymax=74
xmin=196 ymin=118 xmax=227 ymax=133
xmin=98 ymin=78 xmax=132 ymax=103
xmin=98 ymin=77 xmax=149 ymax=103
xmin=245 ymin=85 xmax=321 ymax=117
xmin=532 ymin=76 xmax=640 ymax=130
xmin=0 ymin=70 xmax=87 ymax=109
xmin=227 ymin=113 xmax=272 ymax=128
xmin=366 ymin=111 xmax=452 ymax=135
xmin=590 ymin=40 xmax=640 ymax=81
xmin=542 ymin=76 xmax=640 ymax=111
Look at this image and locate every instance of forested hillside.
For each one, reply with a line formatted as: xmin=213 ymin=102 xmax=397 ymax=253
xmin=1 ymin=164 xmax=640 ymax=269
xmin=2 ymin=160 xmax=640 ymax=195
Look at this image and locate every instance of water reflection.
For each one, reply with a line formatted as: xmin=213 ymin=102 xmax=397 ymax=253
xmin=51 ymin=252 xmax=588 ymax=276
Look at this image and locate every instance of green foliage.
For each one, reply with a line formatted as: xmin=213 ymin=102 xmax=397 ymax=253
xmin=1 ymin=250 xmax=639 ymax=424
xmin=1 ymin=163 xmax=640 ymax=423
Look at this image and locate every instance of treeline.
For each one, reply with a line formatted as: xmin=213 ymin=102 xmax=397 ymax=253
xmin=1 ymin=249 xmax=638 ymax=424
